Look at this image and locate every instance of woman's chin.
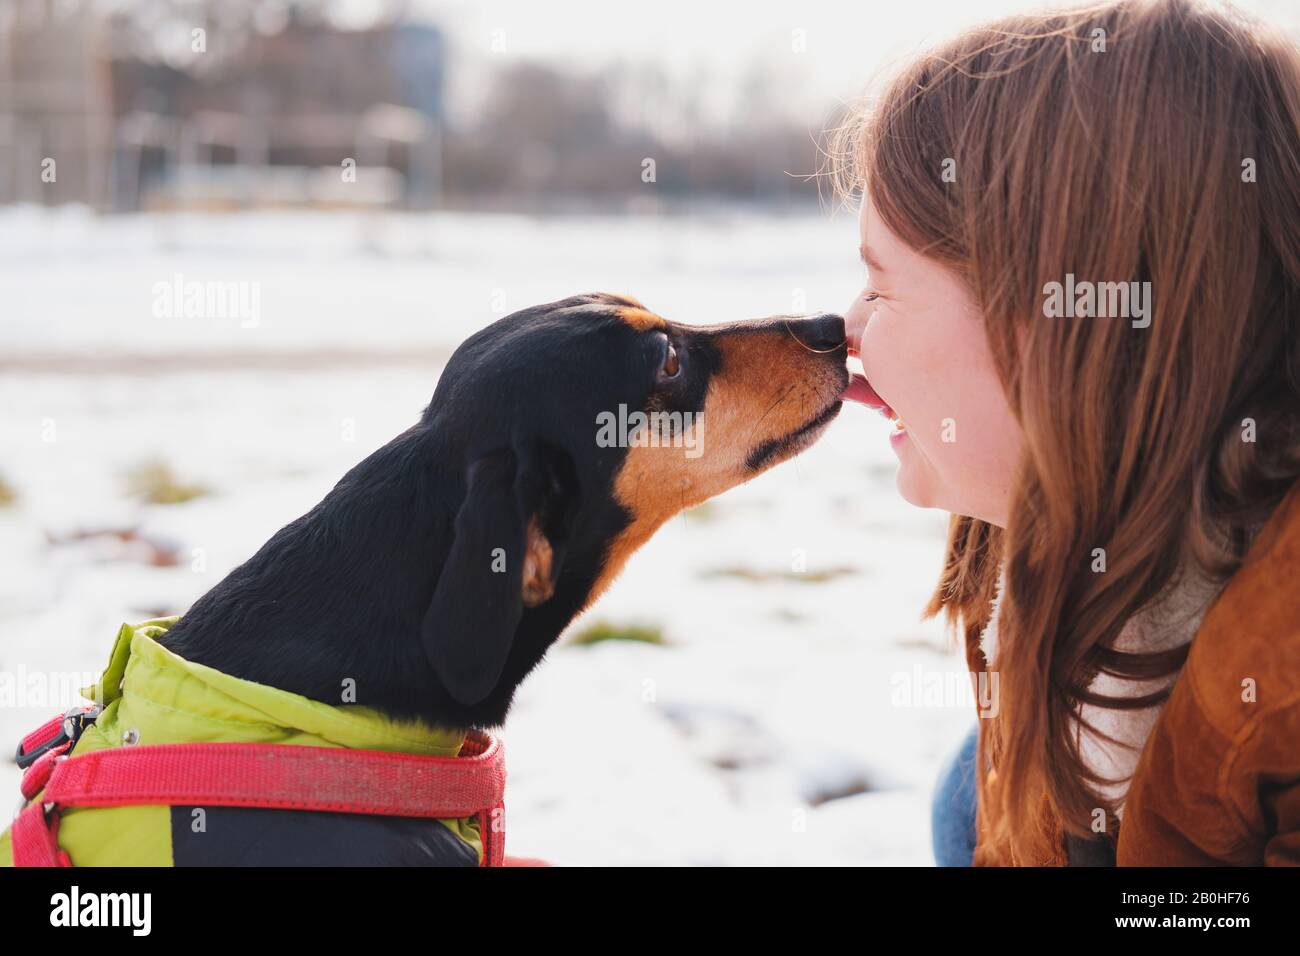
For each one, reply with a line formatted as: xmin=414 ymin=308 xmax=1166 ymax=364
xmin=893 ymin=454 xmax=945 ymax=513
xmin=894 ymin=468 xmax=932 ymax=510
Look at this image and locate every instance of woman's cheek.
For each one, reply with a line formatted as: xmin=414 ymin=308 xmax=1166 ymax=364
xmin=866 ymin=316 xmax=958 ymax=504
xmin=859 ymin=312 xmax=902 ymax=397
xmin=913 ymin=357 xmax=1021 ymax=523
xmin=861 ymin=312 xmax=932 ymax=418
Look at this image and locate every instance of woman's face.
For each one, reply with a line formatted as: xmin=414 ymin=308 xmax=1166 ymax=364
xmin=843 ymin=196 xmax=1022 ymax=527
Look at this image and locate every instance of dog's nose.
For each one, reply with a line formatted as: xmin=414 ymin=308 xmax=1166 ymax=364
xmin=789 ymin=313 xmax=846 ymax=351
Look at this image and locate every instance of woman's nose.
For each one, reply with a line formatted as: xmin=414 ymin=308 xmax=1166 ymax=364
xmin=788 ymin=313 xmax=845 ymax=351
xmin=844 ymin=297 xmax=876 ymax=357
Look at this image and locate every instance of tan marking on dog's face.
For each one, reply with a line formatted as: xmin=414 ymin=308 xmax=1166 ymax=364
xmin=521 ymin=517 xmax=555 ymax=607
xmin=582 ymin=321 xmax=846 ymax=610
xmin=617 ymin=307 xmax=668 ymax=332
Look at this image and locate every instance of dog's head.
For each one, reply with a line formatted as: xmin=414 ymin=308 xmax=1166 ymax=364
xmin=421 ymin=292 xmax=847 ymax=715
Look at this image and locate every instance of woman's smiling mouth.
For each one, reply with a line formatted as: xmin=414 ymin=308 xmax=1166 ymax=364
xmin=888 ymin=414 xmax=908 ymax=445
xmin=842 ymin=371 xmax=908 ymax=444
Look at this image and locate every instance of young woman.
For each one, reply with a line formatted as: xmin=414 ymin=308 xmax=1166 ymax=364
xmin=834 ymin=0 xmax=1300 ymax=865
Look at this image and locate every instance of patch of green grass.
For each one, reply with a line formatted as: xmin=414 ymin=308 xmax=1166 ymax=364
xmin=701 ymin=565 xmax=858 ymax=584
xmin=569 ymin=620 xmax=666 ymax=646
xmin=124 ymin=460 xmax=211 ymax=505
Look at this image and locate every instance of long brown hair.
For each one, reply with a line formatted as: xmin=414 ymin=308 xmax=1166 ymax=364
xmin=831 ymin=0 xmax=1300 ymax=861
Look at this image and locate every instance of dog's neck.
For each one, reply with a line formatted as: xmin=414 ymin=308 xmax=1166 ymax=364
xmin=159 ymin=425 xmax=584 ymax=730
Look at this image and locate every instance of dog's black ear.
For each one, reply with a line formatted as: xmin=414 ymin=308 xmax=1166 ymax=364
xmin=422 ymin=444 xmax=576 ymax=706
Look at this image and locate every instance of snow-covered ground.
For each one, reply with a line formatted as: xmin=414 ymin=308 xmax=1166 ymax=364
xmin=0 ymin=205 xmax=976 ymax=865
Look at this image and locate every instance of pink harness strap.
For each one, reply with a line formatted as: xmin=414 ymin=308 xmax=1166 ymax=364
xmin=12 ymin=729 xmax=506 ymax=867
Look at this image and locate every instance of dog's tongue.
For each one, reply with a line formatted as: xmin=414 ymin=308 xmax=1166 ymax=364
xmin=841 ymin=372 xmax=888 ymax=411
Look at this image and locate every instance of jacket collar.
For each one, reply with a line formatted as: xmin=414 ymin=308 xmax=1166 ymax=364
xmin=79 ymin=618 xmax=468 ymax=756
xmin=974 ymin=558 xmax=1221 ymax=816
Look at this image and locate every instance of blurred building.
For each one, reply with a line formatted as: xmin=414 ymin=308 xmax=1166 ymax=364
xmin=0 ymin=1 xmax=446 ymax=210
xmin=1 ymin=1 xmax=822 ymax=214
xmin=0 ymin=0 xmax=113 ymax=206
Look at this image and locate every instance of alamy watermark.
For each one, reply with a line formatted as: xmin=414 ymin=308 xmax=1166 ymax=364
xmin=890 ymin=666 xmax=1000 ymax=718
xmin=0 ymin=667 xmax=101 ymax=709
xmin=50 ymin=886 xmax=151 ymax=936
xmin=1042 ymin=274 xmax=1151 ymax=328
xmin=596 ymin=404 xmax=704 ymax=458
xmin=152 ymin=272 xmax=261 ymax=328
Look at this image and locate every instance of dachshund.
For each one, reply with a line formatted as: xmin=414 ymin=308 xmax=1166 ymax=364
xmin=113 ymin=292 xmax=847 ymax=864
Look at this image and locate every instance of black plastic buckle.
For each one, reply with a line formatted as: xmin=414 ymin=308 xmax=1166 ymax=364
xmin=14 ymin=704 xmax=101 ymax=770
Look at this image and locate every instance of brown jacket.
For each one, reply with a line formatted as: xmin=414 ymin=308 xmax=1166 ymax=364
xmin=971 ymin=479 xmax=1300 ymax=866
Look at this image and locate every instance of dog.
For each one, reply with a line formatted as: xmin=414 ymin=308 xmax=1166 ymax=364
xmin=21 ymin=293 xmax=849 ymax=866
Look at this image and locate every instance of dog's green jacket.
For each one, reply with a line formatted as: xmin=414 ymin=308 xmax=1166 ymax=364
xmin=1 ymin=619 xmax=482 ymax=866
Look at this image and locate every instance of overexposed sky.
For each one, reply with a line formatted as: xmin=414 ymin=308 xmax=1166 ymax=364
xmin=230 ymin=0 xmax=1300 ymax=128
xmin=413 ymin=0 xmax=1032 ymax=124
xmin=406 ymin=0 xmax=1300 ymax=112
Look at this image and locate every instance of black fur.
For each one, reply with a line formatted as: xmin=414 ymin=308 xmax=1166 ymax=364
xmin=159 ymin=294 xmax=845 ymax=731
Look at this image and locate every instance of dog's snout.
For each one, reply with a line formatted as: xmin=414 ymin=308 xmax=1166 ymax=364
xmin=789 ymin=313 xmax=846 ymax=352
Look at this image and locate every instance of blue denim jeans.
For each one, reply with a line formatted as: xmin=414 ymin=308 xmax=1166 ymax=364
xmin=931 ymin=723 xmax=979 ymax=866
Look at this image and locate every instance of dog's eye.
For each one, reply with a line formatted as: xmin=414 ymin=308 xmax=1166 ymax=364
xmin=659 ymin=335 xmax=681 ymax=380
